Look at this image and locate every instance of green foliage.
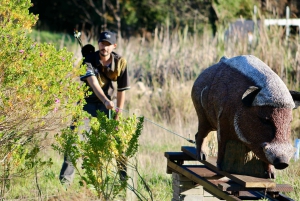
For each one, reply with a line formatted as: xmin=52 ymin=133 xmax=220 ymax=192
xmin=122 ymin=0 xmax=213 ymax=33
xmin=29 ymin=0 xmax=300 ymax=38
xmin=28 ymin=0 xmax=225 ymax=36
xmin=121 ymin=0 xmax=169 ymax=31
xmin=275 ymin=160 xmax=300 ymax=199
xmin=53 ymin=111 xmax=144 ymax=199
xmin=213 ymin=0 xmax=256 ymax=24
xmin=0 ymin=0 xmax=87 ymax=197
xmin=28 ymin=29 xmax=76 ymax=50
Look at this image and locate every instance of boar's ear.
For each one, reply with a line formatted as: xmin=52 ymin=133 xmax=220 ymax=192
xmin=242 ymin=86 xmax=261 ymax=107
xmin=290 ymin=90 xmax=300 ymax=109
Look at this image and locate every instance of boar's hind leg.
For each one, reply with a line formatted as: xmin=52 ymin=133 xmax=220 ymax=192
xmin=216 ymin=124 xmax=230 ymax=171
xmin=195 ymin=119 xmax=212 ymax=161
xmin=216 ymin=138 xmax=226 ymax=170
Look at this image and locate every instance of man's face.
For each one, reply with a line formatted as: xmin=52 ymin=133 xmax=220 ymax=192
xmin=98 ymin=41 xmax=116 ymax=57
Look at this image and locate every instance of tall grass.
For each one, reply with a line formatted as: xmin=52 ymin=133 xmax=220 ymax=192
xmin=13 ymin=24 xmax=300 ymax=200
xmin=122 ymin=25 xmax=300 ymax=200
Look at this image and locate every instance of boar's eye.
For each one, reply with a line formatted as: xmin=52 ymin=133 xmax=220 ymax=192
xmin=260 ymin=117 xmax=272 ymax=125
xmin=259 ymin=117 xmax=275 ymax=138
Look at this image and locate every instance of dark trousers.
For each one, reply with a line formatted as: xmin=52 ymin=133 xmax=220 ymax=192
xmin=82 ymin=101 xmax=109 ymax=118
xmin=59 ymin=102 xmax=108 ymax=183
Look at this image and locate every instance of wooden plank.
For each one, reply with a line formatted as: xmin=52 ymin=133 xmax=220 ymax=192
xmin=186 ymin=165 xmax=223 ymax=179
xmin=264 ymin=18 xmax=300 ymax=26
xmin=164 ymin=151 xmax=195 ymax=161
xmin=238 ymin=191 xmax=267 ymax=200
xmin=218 ymin=182 xmax=293 ymax=193
xmin=168 ymin=164 xmax=223 ymax=179
xmin=165 ymin=152 xmax=196 ymax=174
xmin=240 ymin=191 xmax=275 ymax=200
xmin=181 ymin=146 xmax=276 ymax=188
xmin=167 ymin=160 xmax=242 ymax=201
xmin=231 ymin=174 xmax=275 ymax=188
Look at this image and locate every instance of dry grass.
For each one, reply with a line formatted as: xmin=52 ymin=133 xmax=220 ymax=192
xmin=120 ymin=24 xmax=300 ymax=200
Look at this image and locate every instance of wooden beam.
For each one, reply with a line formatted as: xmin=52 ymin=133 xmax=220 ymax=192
xmin=264 ymin=18 xmax=300 ymax=26
xmin=164 ymin=152 xmax=196 ymax=174
xmin=164 ymin=151 xmax=195 ymax=161
xmin=185 ymin=165 xmax=222 ymax=179
xmin=218 ymin=182 xmax=293 ymax=192
xmin=181 ymin=146 xmax=276 ymax=188
xmin=167 ymin=160 xmax=242 ymax=201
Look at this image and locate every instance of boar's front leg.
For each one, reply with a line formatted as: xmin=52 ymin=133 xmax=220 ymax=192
xmin=217 ymin=122 xmax=231 ymax=171
xmin=217 ymin=136 xmax=227 ymax=170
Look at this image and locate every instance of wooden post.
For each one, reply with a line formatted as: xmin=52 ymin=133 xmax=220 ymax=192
xmin=286 ymin=6 xmax=290 ymax=40
xmin=220 ymin=140 xmax=267 ymax=178
xmin=126 ymin=157 xmax=137 ymax=201
xmin=172 ymin=172 xmax=219 ymax=201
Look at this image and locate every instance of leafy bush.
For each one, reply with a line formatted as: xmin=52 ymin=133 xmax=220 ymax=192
xmin=53 ymin=111 xmax=144 ymax=199
xmin=0 ymin=0 xmax=86 ymax=197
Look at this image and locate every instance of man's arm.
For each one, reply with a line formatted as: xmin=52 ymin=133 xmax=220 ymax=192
xmin=115 ymin=91 xmax=125 ymax=119
xmin=87 ymin=76 xmax=114 ymax=109
xmin=117 ymin=91 xmax=125 ymax=110
xmin=115 ymin=57 xmax=130 ymax=118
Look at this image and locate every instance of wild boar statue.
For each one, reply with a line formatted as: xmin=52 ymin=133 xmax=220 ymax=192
xmin=191 ymin=55 xmax=300 ymax=178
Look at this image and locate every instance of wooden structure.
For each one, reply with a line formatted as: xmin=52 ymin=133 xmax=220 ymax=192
xmin=165 ymin=146 xmax=294 ymax=201
xmin=220 ymin=140 xmax=267 ymax=178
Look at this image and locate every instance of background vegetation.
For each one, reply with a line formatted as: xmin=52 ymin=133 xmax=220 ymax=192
xmin=1 ymin=0 xmax=300 ymax=200
xmin=29 ymin=0 xmax=300 ymax=39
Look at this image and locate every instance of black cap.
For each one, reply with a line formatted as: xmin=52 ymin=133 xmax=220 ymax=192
xmin=98 ymin=31 xmax=116 ymax=44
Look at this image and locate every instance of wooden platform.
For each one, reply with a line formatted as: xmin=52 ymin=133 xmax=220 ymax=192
xmin=165 ymin=146 xmax=294 ymax=201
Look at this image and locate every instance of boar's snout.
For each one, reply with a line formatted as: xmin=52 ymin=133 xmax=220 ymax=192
xmin=261 ymin=142 xmax=294 ymax=170
xmin=273 ymin=158 xmax=289 ymax=169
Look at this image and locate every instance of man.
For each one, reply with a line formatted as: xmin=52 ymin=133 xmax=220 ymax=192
xmin=81 ymin=30 xmax=130 ymax=117
xmin=59 ymin=31 xmax=130 ymax=184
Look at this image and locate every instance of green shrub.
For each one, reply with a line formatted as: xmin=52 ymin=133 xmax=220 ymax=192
xmin=0 ymin=0 xmax=87 ymax=197
xmin=53 ymin=111 xmax=144 ymax=199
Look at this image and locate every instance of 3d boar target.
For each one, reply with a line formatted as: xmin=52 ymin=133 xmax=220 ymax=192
xmin=191 ymin=55 xmax=300 ymax=178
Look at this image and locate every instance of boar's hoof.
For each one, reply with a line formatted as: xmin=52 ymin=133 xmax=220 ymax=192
xmin=273 ymin=158 xmax=289 ymax=170
xmin=265 ymin=164 xmax=275 ymax=179
xmin=265 ymin=170 xmax=275 ymax=179
xmin=197 ymin=151 xmax=206 ymax=161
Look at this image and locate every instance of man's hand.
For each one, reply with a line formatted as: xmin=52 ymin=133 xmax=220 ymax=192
xmin=114 ymin=108 xmax=122 ymax=120
xmin=104 ymin=100 xmax=114 ymax=109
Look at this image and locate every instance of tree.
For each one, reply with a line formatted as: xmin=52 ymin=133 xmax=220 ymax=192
xmin=260 ymin=0 xmax=299 ymax=18
xmin=29 ymin=0 xmax=300 ymax=41
xmin=29 ymin=0 xmax=216 ymax=38
xmin=212 ymin=0 xmax=256 ymax=25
